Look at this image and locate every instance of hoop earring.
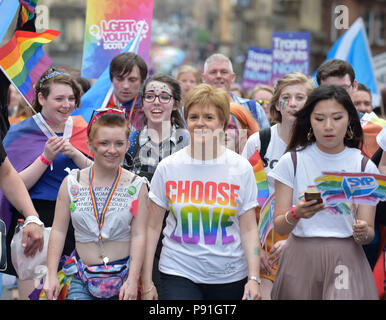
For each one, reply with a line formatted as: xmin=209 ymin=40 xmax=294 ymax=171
xmin=307 ymin=128 xmax=314 ymax=141
xmin=345 ymin=126 xmax=354 ymax=140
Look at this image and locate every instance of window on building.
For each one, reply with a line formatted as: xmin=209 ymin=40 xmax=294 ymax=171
xmin=363 ymin=10 xmax=375 ymax=45
xmin=375 ymin=12 xmax=385 ymax=46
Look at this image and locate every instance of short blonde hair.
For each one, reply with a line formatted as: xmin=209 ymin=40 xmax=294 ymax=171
xmin=270 ymin=72 xmax=315 ymax=123
xmin=184 ymin=83 xmax=230 ymax=130
xmin=250 ymin=84 xmax=274 ymax=99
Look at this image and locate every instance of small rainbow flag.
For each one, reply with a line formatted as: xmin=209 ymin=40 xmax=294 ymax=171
xmin=19 ymin=0 xmax=38 ymax=27
xmin=258 ymin=193 xmax=275 ymax=246
xmin=315 ymin=171 xmax=386 ymax=206
xmin=248 ymin=150 xmax=269 ymax=207
xmin=0 ymin=29 xmax=60 ymax=105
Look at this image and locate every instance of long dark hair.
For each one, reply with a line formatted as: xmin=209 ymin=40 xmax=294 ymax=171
xmin=286 ymin=84 xmax=363 ymax=152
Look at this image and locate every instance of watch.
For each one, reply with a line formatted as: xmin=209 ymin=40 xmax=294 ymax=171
xmin=248 ymin=276 xmax=261 ymax=285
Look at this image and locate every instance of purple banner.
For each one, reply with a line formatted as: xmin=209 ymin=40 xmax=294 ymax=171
xmin=271 ymin=32 xmax=310 ymax=85
xmin=242 ymin=47 xmax=272 ymax=91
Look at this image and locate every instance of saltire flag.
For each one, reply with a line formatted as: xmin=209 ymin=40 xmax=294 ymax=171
xmin=315 ymin=171 xmax=386 ymax=207
xmin=0 ymin=0 xmax=20 ymax=43
xmin=0 ymin=115 xmax=92 ymax=232
xmin=0 ymin=29 xmax=60 ymax=105
xmin=258 ymin=193 xmax=275 ymax=247
xmin=19 ymin=0 xmax=39 ymax=27
xmin=73 ymin=22 xmax=144 ymax=123
xmin=248 ymin=150 xmax=269 ymax=207
xmin=316 ymin=17 xmax=381 ymax=107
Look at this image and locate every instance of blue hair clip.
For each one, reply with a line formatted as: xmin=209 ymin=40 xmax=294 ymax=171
xmin=39 ymin=71 xmax=68 ymax=86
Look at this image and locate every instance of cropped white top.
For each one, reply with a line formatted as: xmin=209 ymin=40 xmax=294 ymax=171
xmin=66 ymin=169 xmax=147 ymax=243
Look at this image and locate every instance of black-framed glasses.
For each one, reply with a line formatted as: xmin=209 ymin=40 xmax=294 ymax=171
xmin=143 ymin=92 xmax=173 ymax=104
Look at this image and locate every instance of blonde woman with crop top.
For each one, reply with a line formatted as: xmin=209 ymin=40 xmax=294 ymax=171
xmin=44 ymin=109 xmax=149 ymax=300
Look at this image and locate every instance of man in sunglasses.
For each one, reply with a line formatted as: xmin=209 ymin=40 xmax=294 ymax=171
xmin=106 ymin=52 xmax=148 ymax=130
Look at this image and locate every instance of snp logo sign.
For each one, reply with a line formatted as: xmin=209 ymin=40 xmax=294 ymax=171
xmin=342 ymin=176 xmax=378 ymax=200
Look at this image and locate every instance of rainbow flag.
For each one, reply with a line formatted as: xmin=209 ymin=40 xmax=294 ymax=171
xmin=0 ymin=29 xmax=60 ymax=105
xmin=258 ymin=193 xmax=275 ymax=246
xmin=315 ymin=171 xmax=386 ymax=206
xmin=19 ymin=0 xmax=38 ymax=27
xmin=248 ymin=150 xmax=269 ymax=207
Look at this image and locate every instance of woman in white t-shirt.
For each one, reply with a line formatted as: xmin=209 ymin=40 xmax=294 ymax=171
xmin=141 ymin=83 xmax=262 ymax=300
xmin=268 ymin=84 xmax=379 ymax=299
xmin=241 ymin=72 xmax=314 ymax=299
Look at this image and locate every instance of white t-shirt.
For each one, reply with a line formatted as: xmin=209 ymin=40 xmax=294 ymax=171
xmin=241 ymin=124 xmax=287 ymax=193
xmin=376 ymin=126 xmax=386 ymax=151
xmin=149 ymin=148 xmax=258 ymax=284
xmin=268 ymin=144 xmax=379 ymax=238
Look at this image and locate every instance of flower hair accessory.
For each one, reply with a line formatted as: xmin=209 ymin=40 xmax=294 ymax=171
xmin=39 ymin=71 xmax=68 ymax=87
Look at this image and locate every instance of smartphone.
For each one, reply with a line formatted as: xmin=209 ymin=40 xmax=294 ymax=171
xmin=304 ymin=192 xmax=323 ymax=204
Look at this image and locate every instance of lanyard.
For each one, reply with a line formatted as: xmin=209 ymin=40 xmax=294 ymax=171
xmin=113 ymin=94 xmax=138 ymax=125
xmin=88 ymin=165 xmax=122 ymax=240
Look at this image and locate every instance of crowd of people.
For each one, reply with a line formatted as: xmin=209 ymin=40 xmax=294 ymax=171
xmin=0 ymin=21 xmax=386 ymax=301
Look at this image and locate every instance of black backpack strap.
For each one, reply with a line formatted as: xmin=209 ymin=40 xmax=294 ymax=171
xmin=361 ymin=155 xmax=370 ymax=172
xmin=291 ymin=151 xmax=297 ymax=176
xmin=259 ymin=127 xmax=271 ymax=159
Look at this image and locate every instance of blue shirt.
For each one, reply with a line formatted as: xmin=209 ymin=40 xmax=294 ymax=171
xmin=231 ymin=93 xmax=270 ymax=129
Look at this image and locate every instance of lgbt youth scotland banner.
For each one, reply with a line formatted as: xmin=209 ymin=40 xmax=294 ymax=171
xmin=81 ymin=0 xmax=153 ymax=79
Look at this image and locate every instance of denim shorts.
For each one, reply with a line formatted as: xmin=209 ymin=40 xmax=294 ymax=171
xmin=66 ymin=277 xmax=119 ymax=300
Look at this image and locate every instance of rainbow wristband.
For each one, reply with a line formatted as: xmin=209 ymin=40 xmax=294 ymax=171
xmin=40 ymin=154 xmax=52 ymax=166
xmin=290 ymin=205 xmax=300 ymax=220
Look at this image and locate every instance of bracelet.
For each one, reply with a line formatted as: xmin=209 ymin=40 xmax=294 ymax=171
xmin=24 ymin=215 xmax=44 ymax=228
xmin=141 ymin=283 xmax=155 ymax=295
xmin=248 ymin=276 xmax=261 ymax=285
xmin=285 ymin=211 xmax=295 ymax=226
xmin=40 ymin=153 xmax=52 ymax=166
xmin=290 ymin=205 xmax=300 ymax=220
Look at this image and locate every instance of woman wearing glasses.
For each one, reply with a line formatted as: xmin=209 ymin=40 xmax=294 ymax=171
xmin=44 ymin=109 xmax=149 ymax=300
xmin=250 ymin=85 xmax=274 ymax=124
xmin=141 ymin=84 xmax=261 ymax=300
xmin=123 ymin=74 xmax=189 ymax=296
xmin=242 ymin=72 xmax=315 ymax=299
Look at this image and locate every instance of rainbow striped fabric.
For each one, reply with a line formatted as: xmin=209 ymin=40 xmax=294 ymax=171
xmin=248 ymin=150 xmax=270 ymax=207
xmin=0 ymin=29 xmax=60 ymax=104
xmin=315 ymin=171 xmax=386 ymax=207
xmin=19 ymin=0 xmax=38 ymax=26
xmin=258 ymin=193 xmax=275 ymax=246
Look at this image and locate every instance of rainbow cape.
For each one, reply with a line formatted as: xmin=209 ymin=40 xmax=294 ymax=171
xmin=0 ymin=29 xmax=60 ymax=105
xmin=315 ymin=171 xmax=386 ymax=207
xmin=258 ymin=193 xmax=275 ymax=246
xmin=0 ymin=114 xmax=91 ymax=232
xmin=248 ymin=150 xmax=269 ymax=207
xmin=19 ymin=0 xmax=38 ymax=27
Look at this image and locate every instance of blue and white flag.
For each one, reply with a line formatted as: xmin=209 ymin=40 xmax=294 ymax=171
xmin=0 ymin=0 xmax=19 ymax=44
xmin=321 ymin=17 xmax=381 ymax=107
xmin=73 ymin=22 xmax=144 ymax=123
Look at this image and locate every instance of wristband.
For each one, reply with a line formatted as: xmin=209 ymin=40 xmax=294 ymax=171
xmin=141 ymin=283 xmax=155 ymax=295
xmin=290 ymin=205 xmax=300 ymax=220
xmin=40 ymin=153 xmax=52 ymax=166
xmin=248 ymin=276 xmax=261 ymax=285
xmin=23 ymin=215 xmax=44 ymax=228
xmin=285 ymin=211 xmax=295 ymax=226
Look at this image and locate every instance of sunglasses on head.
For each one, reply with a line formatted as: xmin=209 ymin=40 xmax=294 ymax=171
xmin=87 ymin=108 xmax=125 ymax=135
